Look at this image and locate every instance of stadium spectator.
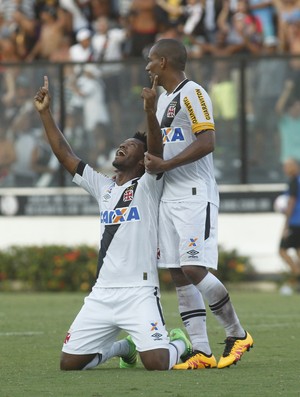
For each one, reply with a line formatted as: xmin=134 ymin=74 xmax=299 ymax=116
xmin=144 ymin=38 xmax=253 ymax=370
xmin=26 ymin=5 xmax=67 ymax=61
xmin=69 ymin=27 xmax=95 ymax=61
xmin=58 ymin=0 xmax=92 ymax=35
xmin=0 ymin=125 xmax=16 ymax=187
xmin=10 ymin=115 xmax=39 ymax=187
xmin=285 ymin=16 xmax=300 ymax=65
xmin=92 ymin=15 xmax=127 ymax=61
xmin=31 ymin=130 xmax=60 ymax=187
xmin=217 ymin=0 xmax=263 ymax=54
xmin=248 ymin=0 xmax=277 ymax=42
xmin=92 ymin=15 xmax=127 ymax=145
xmin=273 ymin=0 xmax=300 ymax=52
xmin=279 ymin=158 xmax=300 ymax=281
xmin=0 ymin=36 xmax=21 ymax=109
xmin=0 ymin=0 xmax=37 ymax=59
xmin=33 ymin=75 xmax=193 ymax=371
xmin=208 ymin=60 xmax=239 ymax=180
xmin=275 ymin=59 xmax=300 ymax=163
xmin=68 ymin=64 xmax=110 ymax=167
xmin=154 ymin=0 xmax=186 ymax=33
xmin=124 ymin=0 xmax=158 ymax=58
xmin=248 ymin=36 xmax=286 ymax=173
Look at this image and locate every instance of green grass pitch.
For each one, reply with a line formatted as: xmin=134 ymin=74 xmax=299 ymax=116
xmin=0 ymin=290 xmax=299 ymax=397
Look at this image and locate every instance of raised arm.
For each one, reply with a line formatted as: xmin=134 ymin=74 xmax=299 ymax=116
xmin=33 ymin=76 xmax=81 ymax=175
xmin=141 ymin=75 xmax=163 ymax=158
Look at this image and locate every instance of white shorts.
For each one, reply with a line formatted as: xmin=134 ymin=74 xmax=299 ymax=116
xmin=158 ymin=201 xmax=218 ymax=269
xmin=62 ymin=286 xmax=170 ymax=355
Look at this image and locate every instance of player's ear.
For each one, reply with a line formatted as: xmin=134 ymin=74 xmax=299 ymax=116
xmin=138 ymin=158 xmax=145 ymax=168
xmin=160 ymin=56 xmax=167 ymax=69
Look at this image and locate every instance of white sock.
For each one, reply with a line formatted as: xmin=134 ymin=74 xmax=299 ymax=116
xmin=168 ymin=340 xmax=185 ymax=369
xmin=176 ymin=284 xmax=211 ymax=355
xmin=98 ymin=339 xmax=130 ymax=365
xmin=196 ymin=272 xmax=245 ymax=338
xmin=82 ymin=354 xmax=102 ymax=370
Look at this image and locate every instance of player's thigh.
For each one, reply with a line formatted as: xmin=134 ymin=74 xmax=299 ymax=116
xmin=118 ymin=287 xmax=170 ymax=353
xmin=62 ymin=288 xmax=119 ymax=355
xmin=158 ymin=201 xmax=180 ymax=268
xmin=175 ymin=201 xmax=218 ymax=269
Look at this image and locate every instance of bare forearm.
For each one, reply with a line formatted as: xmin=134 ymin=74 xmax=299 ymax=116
xmin=39 ymin=109 xmax=80 ymax=174
xmin=146 ymin=110 xmax=163 ymax=158
xmin=164 ymin=131 xmax=215 ymax=171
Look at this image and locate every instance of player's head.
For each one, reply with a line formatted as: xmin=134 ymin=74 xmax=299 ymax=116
xmin=283 ymin=158 xmax=300 ymax=177
xmin=112 ymin=132 xmax=147 ymax=174
xmin=146 ymin=39 xmax=187 ymax=87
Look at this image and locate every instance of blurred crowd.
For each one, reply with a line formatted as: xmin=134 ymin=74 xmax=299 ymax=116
xmin=1 ymin=0 xmax=300 ymax=189
xmin=1 ymin=0 xmax=300 ymax=63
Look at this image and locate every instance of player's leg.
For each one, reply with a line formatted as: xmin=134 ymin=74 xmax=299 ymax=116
xmin=279 ymin=229 xmax=300 ymax=275
xmin=177 ymin=202 xmax=253 ymax=368
xmin=158 ymin=202 xmax=213 ymax=367
xmin=121 ymin=286 xmax=190 ymax=370
xmin=60 ymin=288 xmax=128 ymax=370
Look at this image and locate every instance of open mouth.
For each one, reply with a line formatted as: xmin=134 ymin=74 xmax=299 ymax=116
xmin=116 ymin=148 xmax=126 ymax=157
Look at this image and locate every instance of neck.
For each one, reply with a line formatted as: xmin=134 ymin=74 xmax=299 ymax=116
xmin=165 ymin=73 xmax=187 ymax=95
xmin=114 ymin=169 xmax=143 ymax=186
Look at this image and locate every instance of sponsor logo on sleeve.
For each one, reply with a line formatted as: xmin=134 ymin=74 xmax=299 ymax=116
xmin=195 ymin=89 xmax=211 ymax=120
xmin=183 ymin=96 xmax=198 ymax=124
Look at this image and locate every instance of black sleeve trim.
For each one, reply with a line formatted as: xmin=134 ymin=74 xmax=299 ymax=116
xmin=76 ymin=161 xmax=86 ymax=176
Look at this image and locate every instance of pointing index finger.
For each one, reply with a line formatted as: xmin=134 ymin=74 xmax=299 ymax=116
xmin=151 ymin=75 xmax=158 ymax=91
xmin=43 ymin=76 xmax=49 ymax=90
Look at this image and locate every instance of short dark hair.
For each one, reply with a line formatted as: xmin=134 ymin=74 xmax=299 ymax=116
xmin=133 ymin=131 xmax=147 ymax=152
xmin=153 ymin=39 xmax=187 ymax=71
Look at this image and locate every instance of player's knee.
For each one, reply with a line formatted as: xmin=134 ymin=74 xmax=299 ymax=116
xmin=140 ymin=350 xmax=169 ymax=371
xmin=182 ymin=265 xmax=208 ymax=284
xmin=60 ymin=352 xmax=86 ymax=371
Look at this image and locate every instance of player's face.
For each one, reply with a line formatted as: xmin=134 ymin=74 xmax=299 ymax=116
xmin=112 ymin=138 xmax=145 ymax=170
xmin=145 ymin=47 xmax=162 ymax=86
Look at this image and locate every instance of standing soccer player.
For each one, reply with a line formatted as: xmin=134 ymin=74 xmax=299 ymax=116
xmin=33 ymin=76 xmax=192 ymax=371
xmin=143 ymin=38 xmax=253 ymax=369
xmin=279 ymin=158 xmax=300 ymax=281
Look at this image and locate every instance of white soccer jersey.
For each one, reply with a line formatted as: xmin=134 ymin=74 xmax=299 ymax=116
xmin=73 ymin=163 xmax=163 ymax=288
xmin=157 ymin=79 xmax=219 ymax=206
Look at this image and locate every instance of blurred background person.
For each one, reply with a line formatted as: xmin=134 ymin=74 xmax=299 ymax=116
xmin=248 ymin=0 xmax=277 ymax=43
xmin=0 ymin=124 xmax=16 ymax=187
xmin=25 ymin=5 xmax=70 ymax=61
xmin=273 ymin=0 xmax=300 ymax=52
xmin=275 ymin=57 xmax=300 ymax=164
xmin=68 ymin=64 xmax=110 ymax=168
xmin=278 ymin=158 xmax=300 ymax=288
xmin=92 ymin=15 xmax=127 ymax=144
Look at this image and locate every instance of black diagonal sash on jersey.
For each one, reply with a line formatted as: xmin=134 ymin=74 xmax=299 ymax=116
xmin=160 ymin=92 xmax=181 ymax=128
xmin=160 ymin=79 xmax=189 ymax=128
xmin=96 ymin=178 xmax=139 ymax=277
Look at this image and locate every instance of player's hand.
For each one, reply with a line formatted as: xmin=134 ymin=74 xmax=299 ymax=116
xmin=34 ymin=76 xmax=51 ymax=113
xmin=141 ymin=75 xmax=158 ymax=112
xmin=144 ymin=152 xmax=165 ymax=174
